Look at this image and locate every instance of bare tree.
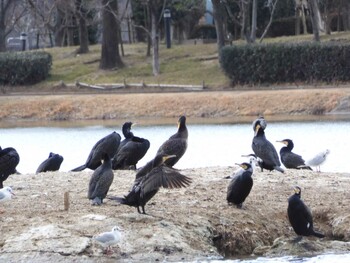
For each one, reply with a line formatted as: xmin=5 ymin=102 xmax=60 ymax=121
xmin=308 ymin=0 xmax=321 ymax=42
xmin=99 ymin=0 xmax=124 ymax=69
xmin=0 ymin=0 xmax=28 ymax=52
xmin=259 ymin=0 xmax=279 ymax=43
xmin=212 ymin=0 xmax=226 ymax=51
xmin=75 ymin=0 xmax=89 ymax=54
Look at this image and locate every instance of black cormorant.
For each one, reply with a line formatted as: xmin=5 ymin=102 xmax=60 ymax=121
xmin=112 ymin=122 xmax=150 ymax=170
xmin=0 ymin=146 xmax=20 ymax=188
xmin=277 ymin=139 xmax=312 ymax=170
xmin=227 ymin=162 xmax=253 ymax=208
xmin=287 ymin=186 xmax=325 ymax=241
xmin=251 ymin=117 xmax=284 ymax=173
xmin=88 ymin=153 xmax=114 ymax=205
xmin=71 ymin=131 xmax=121 ymax=172
xmin=36 ymin=152 xmax=64 ymax=174
xmin=156 ymin=115 xmax=188 ymax=167
xmin=109 ymin=154 xmax=192 ymax=214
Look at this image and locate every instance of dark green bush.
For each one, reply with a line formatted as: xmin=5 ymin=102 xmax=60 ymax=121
xmin=0 ymin=51 xmax=52 ymax=85
xmin=220 ymin=43 xmax=350 ymax=85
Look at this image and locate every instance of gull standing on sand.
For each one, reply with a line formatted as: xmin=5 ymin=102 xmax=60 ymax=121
xmin=94 ymin=226 xmax=122 ymax=254
xmin=305 ymin=149 xmax=330 ymax=172
xmin=0 ymin=186 xmax=15 ymax=213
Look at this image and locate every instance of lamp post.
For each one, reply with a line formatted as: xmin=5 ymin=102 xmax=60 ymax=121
xmin=20 ymin=32 xmax=27 ymax=51
xmin=164 ymin=9 xmax=171 ymax=49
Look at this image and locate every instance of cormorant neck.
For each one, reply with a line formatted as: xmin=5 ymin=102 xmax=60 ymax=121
xmin=123 ymin=128 xmax=134 ymax=139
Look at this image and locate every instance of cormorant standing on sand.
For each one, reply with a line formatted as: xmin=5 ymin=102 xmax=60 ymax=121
xmin=227 ymin=162 xmax=253 ymax=208
xmin=0 ymin=146 xmax=20 ymax=188
xmin=112 ymin=122 xmax=150 ymax=170
xmin=109 ymin=153 xmax=191 ymax=214
xmin=277 ymin=139 xmax=312 ymax=170
xmin=36 ymin=152 xmax=64 ymax=174
xmin=287 ymin=186 xmax=325 ymax=241
xmin=156 ymin=115 xmax=188 ymax=167
xmin=251 ymin=117 xmax=284 ymax=173
xmin=88 ymin=153 xmax=114 ymax=205
xmin=71 ymin=131 xmax=121 ymax=172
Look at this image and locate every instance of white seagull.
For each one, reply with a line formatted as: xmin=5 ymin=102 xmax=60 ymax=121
xmin=305 ymin=149 xmax=330 ymax=172
xmin=0 ymin=186 xmax=15 ymax=213
xmin=93 ymin=226 xmax=122 ymax=254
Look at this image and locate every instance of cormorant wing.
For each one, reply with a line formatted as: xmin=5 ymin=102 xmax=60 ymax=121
xmin=140 ymin=165 xmax=191 ymax=197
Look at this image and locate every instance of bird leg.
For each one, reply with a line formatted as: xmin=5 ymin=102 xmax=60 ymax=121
xmin=291 ymin=236 xmax=303 ymax=243
xmin=141 ymin=206 xmax=146 ymax=214
xmin=103 ymin=245 xmax=113 ymax=255
xmin=92 ymin=197 xmax=102 ymax=206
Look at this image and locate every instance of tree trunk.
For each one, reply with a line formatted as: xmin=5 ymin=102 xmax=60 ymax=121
xmin=250 ymin=0 xmax=257 ymax=43
xmin=76 ymin=0 xmax=89 ymax=54
xmin=0 ymin=19 xmax=6 ymax=52
xmin=308 ymin=0 xmax=320 ymax=42
xmin=99 ymin=0 xmax=124 ymax=70
xmin=300 ymin=4 xmax=308 ymax=34
xmin=295 ymin=8 xmax=301 ymax=35
xmin=150 ymin=5 xmax=159 ymax=76
xmin=54 ymin=7 xmax=66 ymax=47
xmin=211 ymin=0 xmax=225 ymax=51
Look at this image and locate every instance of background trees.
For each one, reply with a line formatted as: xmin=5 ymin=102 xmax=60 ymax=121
xmin=0 ymin=0 xmax=349 ymax=72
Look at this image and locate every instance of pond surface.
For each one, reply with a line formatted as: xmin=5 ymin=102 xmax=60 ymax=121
xmin=0 ymin=118 xmax=349 ymax=174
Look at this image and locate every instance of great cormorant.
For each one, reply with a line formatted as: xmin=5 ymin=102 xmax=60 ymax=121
xmin=88 ymin=153 xmax=114 ymax=205
xmin=36 ymin=152 xmax=64 ymax=174
xmin=71 ymin=131 xmax=121 ymax=172
xmin=227 ymin=162 xmax=253 ymax=208
xmin=251 ymin=117 xmax=284 ymax=173
xmin=112 ymin=122 xmax=150 ymax=170
xmin=277 ymin=139 xmax=312 ymax=170
xmin=109 ymin=154 xmax=191 ymax=214
xmin=0 ymin=146 xmax=20 ymax=188
xmin=156 ymin=116 xmax=188 ymax=167
xmin=287 ymin=186 xmax=325 ymax=241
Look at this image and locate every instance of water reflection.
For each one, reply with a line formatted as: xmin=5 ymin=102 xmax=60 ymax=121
xmin=0 ymin=118 xmax=349 ymax=174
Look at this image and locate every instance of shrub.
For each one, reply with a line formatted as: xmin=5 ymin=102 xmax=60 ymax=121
xmin=0 ymin=51 xmax=52 ymax=85
xmin=220 ymin=43 xmax=350 ymax=85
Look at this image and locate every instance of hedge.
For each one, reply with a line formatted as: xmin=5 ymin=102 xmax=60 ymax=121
xmin=220 ymin=43 xmax=350 ymax=85
xmin=0 ymin=51 xmax=52 ymax=85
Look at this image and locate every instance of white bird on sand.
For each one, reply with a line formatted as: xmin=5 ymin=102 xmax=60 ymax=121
xmin=224 ymin=155 xmax=258 ymax=179
xmin=93 ymin=226 xmax=122 ymax=254
xmin=0 ymin=186 xmax=15 ymax=213
xmin=305 ymin=149 xmax=330 ymax=172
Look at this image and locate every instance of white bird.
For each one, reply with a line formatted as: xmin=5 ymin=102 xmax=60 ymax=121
xmin=305 ymin=149 xmax=330 ymax=172
xmin=224 ymin=155 xmax=258 ymax=179
xmin=93 ymin=226 xmax=122 ymax=254
xmin=0 ymin=186 xmax=15 ymax=213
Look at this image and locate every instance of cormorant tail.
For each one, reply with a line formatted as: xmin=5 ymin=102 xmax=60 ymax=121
xmin=274 ymin=166 xmax=285 ymax=173
xmin=71 ymin=164 xmax=87 ymax=172
xmin=297 ymin=165 xmax=313 ymax=171
xmin=108 ymin=196 xmax=127 ymax=204
xmin=312 ymin=231 xmax=325 ymax=238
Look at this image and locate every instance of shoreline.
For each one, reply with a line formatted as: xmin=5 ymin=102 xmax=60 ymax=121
xmin=1 ymin=88 xmax=350 ymax=122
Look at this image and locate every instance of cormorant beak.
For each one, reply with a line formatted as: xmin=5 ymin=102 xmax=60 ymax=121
xmin=276 ymin=140 xmax=287 ymax=145
xmin=254 ymin=124 xmax=261 ymax=136
xmin=163 ymin=155 xmax=177 ymax=162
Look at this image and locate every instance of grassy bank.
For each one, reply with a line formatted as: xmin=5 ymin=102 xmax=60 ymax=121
xmin=37 ymin=31 xmax=350 ymax=91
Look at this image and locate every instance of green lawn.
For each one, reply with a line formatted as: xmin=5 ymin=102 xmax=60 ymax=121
xmin=41 ymin=31 xmax=350 ymax=89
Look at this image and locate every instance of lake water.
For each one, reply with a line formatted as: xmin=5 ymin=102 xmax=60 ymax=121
xmin=0 ymin=118 xmax=349 ymax=174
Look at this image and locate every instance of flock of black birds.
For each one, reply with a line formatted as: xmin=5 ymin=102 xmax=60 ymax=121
xmin=0 ymin=115 xmax=325 ymax=240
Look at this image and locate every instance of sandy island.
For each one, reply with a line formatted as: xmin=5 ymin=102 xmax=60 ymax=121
xmin=1 ymin=87 xmax=350 ymax=261
xmin=1 ymin=166 xmax=350 ymax=262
